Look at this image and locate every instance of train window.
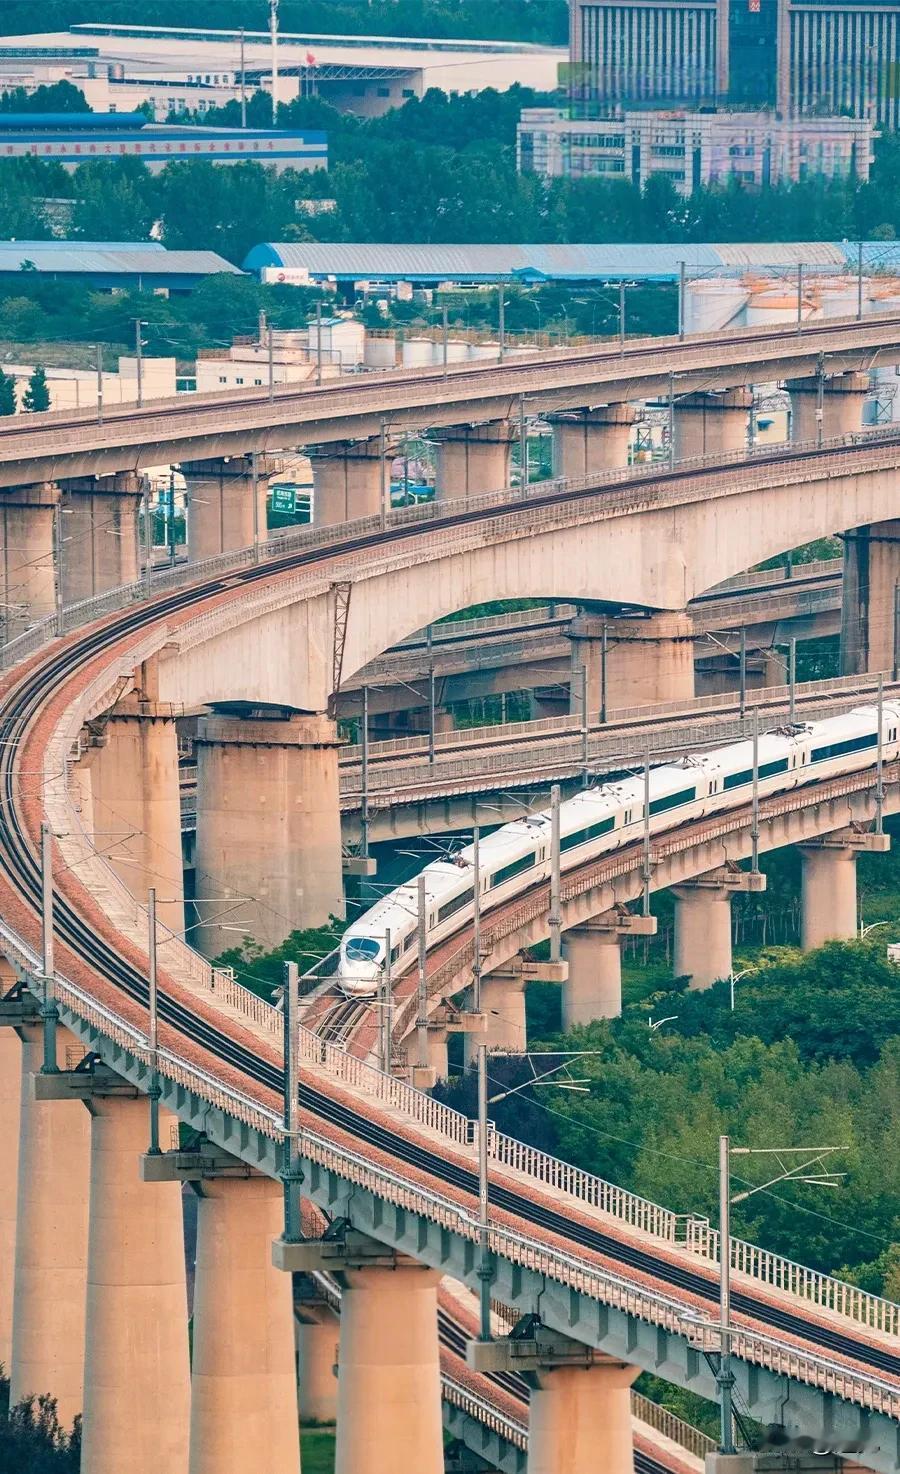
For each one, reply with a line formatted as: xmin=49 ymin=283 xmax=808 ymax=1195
xmin=811 ymin=733 xmax=877 ymax=763
xmin=560 ymin=816 xmax=615 ymax=852
xmin=437 ymin=885 xmax=474 ymax=925
xmin=648 ymin=786 xmax=696 ymax=816
xmin=346 ymin=938 xmax=381 ymax=961
xmin=489 ymin=852 xmax=537 ymax=888
xmin=391 ymin=942 xmax=401 ymax=964
xmin=402 ymin=930 xmax=416 ymax=952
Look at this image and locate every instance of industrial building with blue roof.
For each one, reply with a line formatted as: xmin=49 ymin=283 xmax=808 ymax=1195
xmin=243 ymin=241 xmax=900 ymax=285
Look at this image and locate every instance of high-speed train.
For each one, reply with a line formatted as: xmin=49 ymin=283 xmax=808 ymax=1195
xmin=336 ymin=703 xmax=900 ymax=997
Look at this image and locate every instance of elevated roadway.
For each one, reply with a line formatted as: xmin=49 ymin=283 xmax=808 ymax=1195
xmin=0 ymin=312 xmax=897 ymax=485
xmin=4 ymin=495 xmax=897 ymax=1465
xmin=2 ymin=423 xmax=900 ymax=1471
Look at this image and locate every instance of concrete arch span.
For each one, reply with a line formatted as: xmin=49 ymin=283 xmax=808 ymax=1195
xmin=156 ymin=450 xmax=900 ymax=715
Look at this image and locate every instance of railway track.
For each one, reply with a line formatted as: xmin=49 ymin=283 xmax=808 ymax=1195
xmin=1 ymin=467 xmax=898 ymax=1398
xmin=0 ymin=310 xmax=895 ymax=449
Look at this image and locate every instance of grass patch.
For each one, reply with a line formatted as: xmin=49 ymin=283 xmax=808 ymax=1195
xmin=301 ymin=1428 xmax=336 ymax=1473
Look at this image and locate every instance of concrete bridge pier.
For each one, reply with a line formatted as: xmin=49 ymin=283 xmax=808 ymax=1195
xmin=470 ymin=1326 xmax=637 ymax=1474
xmin=840 ymin=519 xmax=900 ymax=675
xmin=569 ymin=612 xmax=695 ymax=715
xmin=549 ymin=404 xmax=636 ymax=479
xmin=188 ymin=1174 xmax=301 ymax=1474
xmin=295 ymin=1301 xmax=339 ymax=1423
xmin=562 ymin=911 xmax=657 ymax=1026
xmin=57 ymin=473 xmax=142 ymax=605
xmin=463 ymin=964 xmax=527 ymax=1067
xmin=81 ymin=1095 xmax=190 ymax=1474
xmin=183 ymin=456 xmax=270 ymax=562
xmin=673 ymin=868 xmax=765 ymax=989
xmin=310 ymin=439 xmax=389 ymax=527
xmin=8 ymin=1024 xmax=90 ymax=1428
xmin=334 ymin=1262 xmax=444 ymax=1474
xmin=799 ymin=829 xmax=889 ymax=949
xmin=193 ymin=707 xmax=344 ymax=955
xmin=433 ymin=421 xmax=513 ymax=502
xmin=788 ymin=371 xmax=869 ymax=444
xmin=0 ymin=482 xmax=59 ymax=638
xmin=529 ymin=1360 xmax=638 ymax=1473
xmin=673 ymin=390 xmax=752 ymax=461
xmin=87 ymin=658 xmax=184 ymax=936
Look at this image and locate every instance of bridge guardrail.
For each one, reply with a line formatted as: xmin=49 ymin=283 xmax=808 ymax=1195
xmin=3 ymin=891 xmax=898 ymax=1407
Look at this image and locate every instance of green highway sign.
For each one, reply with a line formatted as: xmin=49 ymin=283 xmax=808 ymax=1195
xmin=271 ymin=486 xmax=297 ymax=514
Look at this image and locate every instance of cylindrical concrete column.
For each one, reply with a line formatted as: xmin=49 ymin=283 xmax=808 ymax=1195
xmin=296 ymin=1306 xmax=339 ymax=1423
xmin=563 ymin=923 xmax=622 ymax=1026
xmin=426 ymin=1025 xmax=449 ymax=1082
xmin=463 ymin=971 xmax=526 ymax=1068
xmin=0 ymin=482 xmax=59 ymax=637
xmin=788 ymin=371 xmax=869 ymax=445
xmin=433 ymin=422 xmax=513 ymax=502
xmin=194 ymin=710 xmax=344 ymax=954
xmin=674 ymin=390 xmax=751 ymax=461
xmin=672 ymin=883 xmax=733 ymax=989
xmin=88 ymin=698 xmax=184 ymax=936
xmin=0 ymin=1025 xmax=21 ymax=1373
xmin=840 ymin=520 xmax=900 ymax=676
xmin=81 ymin=1097 xmax=190 ymax=1474
xmin=10 ymin=1025 xmax=90 ymax=1427
xmin=183 ymin=456 xmax=269 ymax=562
xmin=528 ymin=1360 xmax=638 ymax=1474
xmin=310 ymin=440 xmax=386 ymax=527
xmin=335 ymin=1263 xmax=443 ymax=1474
xmin=570 ymin=613 xmax=695 ymax=715
xmin=190 ymin=1175 xmax=300 ymax=1474
xmin=550 ymin=404 xmax=636 ymax=479
xmin=58 ymin=473 xmax=142 ymax=605
xmin=799 ymin=843 xmax=858 ymax=950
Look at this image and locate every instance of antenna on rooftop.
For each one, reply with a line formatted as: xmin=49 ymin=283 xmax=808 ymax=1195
xmin=269 ymin=0 xmax=280 ymax=125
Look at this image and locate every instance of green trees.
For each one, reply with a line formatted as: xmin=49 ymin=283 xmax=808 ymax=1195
xmin=0 ymin=369 xmax=17 ymax=417
xmin=22 ymin=367 xmax=50 ymax=413
xmin=0 ymin=1373 xmax=80 ymax=1473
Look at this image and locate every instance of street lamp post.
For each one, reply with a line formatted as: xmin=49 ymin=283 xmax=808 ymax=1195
xmin=729 ymin=967 xmax=752 ymax=1011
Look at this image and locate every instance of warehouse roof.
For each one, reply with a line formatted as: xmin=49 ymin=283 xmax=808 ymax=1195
xmin=0 ymin=242 xmax=239 ymax=278
xmin=243 ymin=241 xmax=900 ymax=284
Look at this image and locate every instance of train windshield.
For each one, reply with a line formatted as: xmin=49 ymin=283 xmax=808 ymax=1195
xmin=345 ymin=937 xmax=382 ymax=961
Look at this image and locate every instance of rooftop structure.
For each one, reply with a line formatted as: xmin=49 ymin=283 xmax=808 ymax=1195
xmin=0 ymin=240 xmax=239 ymax=292
xmin=518 ymin=106 xmax=873 ymax=195
xmin=0 ymin=111 xmax=326 ymax=174
xmin=0 ymin=24 xmax=565 ymax=120
xmin=243 ymin=240 xmax=899 ymax=286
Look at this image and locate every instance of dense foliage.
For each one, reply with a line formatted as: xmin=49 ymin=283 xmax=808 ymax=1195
xmin=437 ymin=936 xmax=900 ymax=1297
xmin=0 ymin=1373 xmax=80 ymax=1473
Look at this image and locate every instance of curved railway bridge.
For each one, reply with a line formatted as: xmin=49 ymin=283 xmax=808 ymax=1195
xmin=0 ymin=466 xmax=899 ymax=1474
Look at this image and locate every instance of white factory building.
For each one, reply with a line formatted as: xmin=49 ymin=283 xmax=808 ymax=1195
xmin=0 ymin=25 xmax=565 ymax=120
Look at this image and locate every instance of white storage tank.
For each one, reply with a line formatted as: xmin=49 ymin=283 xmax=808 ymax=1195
xmin=431 ymin=338 xmax=469 ymax=365
xmin=745 ymin=289 xmax=818 ymax=327
xmin=468 ymin=340 xmax=501 ymax=360
xmin=684 ymin=279 xmax=749 ymax=334
xmin=402 ymin=337 xmax=434 ymax=367
xmin=364 ymin=331 xmax=396 ymax=370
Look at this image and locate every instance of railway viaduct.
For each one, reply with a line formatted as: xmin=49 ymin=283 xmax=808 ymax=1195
xmin=0 ymin=319 xmax=899 ymax=1474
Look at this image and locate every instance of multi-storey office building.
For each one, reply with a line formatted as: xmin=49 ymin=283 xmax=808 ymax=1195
xmin=569 ymin=0 xmax=900 ymax=129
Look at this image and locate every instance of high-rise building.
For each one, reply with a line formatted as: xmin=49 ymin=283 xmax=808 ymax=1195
xmin=568 ymin=0 xmax=900 ymax=129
